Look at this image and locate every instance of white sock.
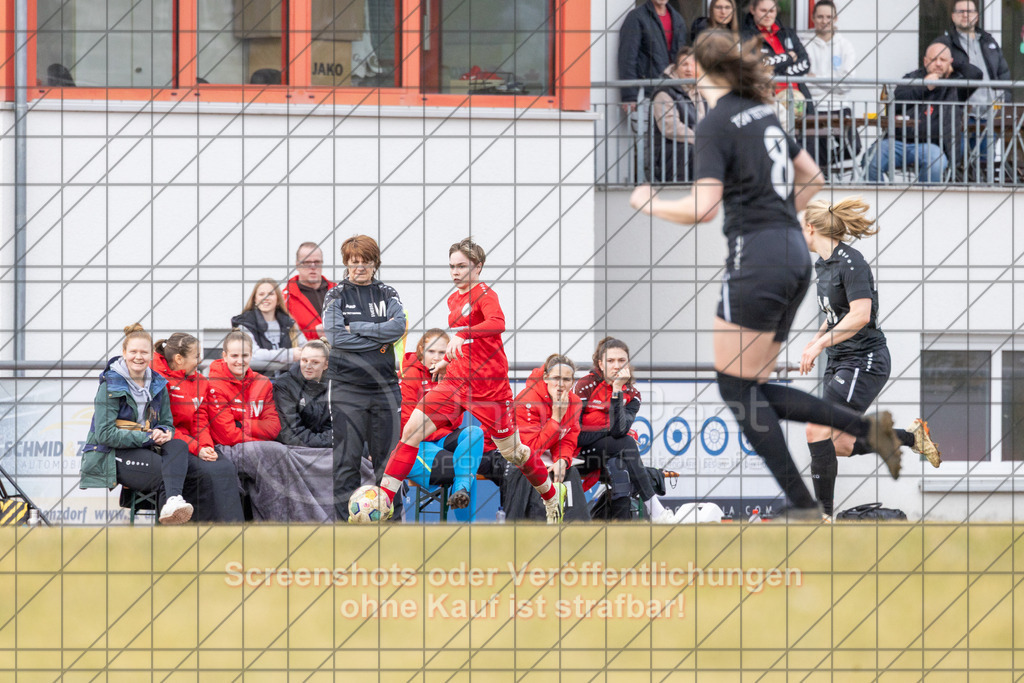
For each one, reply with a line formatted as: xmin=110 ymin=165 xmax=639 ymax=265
xmin=645 ymin=497 xmax=668 ymax=518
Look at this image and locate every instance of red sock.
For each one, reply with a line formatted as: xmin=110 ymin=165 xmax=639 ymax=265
xmin=381 ymin=442 xmax=418 ymax=502
xmin=519 ymin=452 xmax=554 ymax=499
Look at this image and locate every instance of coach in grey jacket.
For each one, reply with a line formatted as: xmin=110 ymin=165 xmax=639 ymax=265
xmin=323 ymin=235 xmax=407 ymax=520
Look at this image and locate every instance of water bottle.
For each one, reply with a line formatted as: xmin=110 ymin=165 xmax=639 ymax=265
xmin=27 ymin=508 xmax=40 ymax=527
xmin=495 ymin=507 xmax=506 ymax=524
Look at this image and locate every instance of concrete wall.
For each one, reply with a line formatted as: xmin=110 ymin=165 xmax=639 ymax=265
xmin=3 ymin=101 xmax=598 ymax=366
xmin=598 ymin=185 xmax=1024 ymax=521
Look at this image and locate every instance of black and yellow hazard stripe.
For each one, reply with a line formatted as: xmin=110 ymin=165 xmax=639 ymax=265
xmin=0 ymin=498 xmax=29 ymax=525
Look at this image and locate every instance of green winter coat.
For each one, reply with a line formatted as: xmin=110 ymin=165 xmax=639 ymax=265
xmin=80 ymin=359 xmax=175 ymax=490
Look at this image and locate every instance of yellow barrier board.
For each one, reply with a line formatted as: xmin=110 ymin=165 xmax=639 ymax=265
xmin=1 ymin=524 xmax=1021 ymax=680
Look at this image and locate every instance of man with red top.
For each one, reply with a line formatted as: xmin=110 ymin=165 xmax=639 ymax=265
xmin=375 ymin=238 xmax=567 ymax=523
xmin=617 ymin=0 xmax=688 ymax=111
xmin=741 ymin=0 xmax=810 ymax=100
xmin=284 ymin=242 xmax=335 ymax=341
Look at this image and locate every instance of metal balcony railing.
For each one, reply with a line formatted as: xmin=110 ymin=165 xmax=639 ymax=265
xmin=594 ymin=76 xmax=1024 ymax=188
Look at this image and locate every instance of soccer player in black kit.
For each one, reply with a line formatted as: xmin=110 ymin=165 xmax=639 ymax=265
xmin=799 ymin=197 xmax=941 ymax=519
xmin=631 ymin=30 xmax=902 ymax=520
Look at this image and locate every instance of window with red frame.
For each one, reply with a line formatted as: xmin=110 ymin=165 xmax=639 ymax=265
xmin=420 ymin=0 xmax=555 ymax=96
xmin=36 ymin=0 xmax=174 ymax=87
xmin=34 ymin=0 xmax=401 ymax=88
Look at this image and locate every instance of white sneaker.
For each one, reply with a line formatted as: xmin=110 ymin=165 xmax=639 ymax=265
xmin=158 ymin=495 xmax=193 ymax=525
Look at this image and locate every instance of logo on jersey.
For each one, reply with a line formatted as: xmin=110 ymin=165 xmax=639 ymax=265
xmin=192 ymin=397 xmax=203 ymax=409
xmin=461 ymin=303 xmax=471 ymax=318
xmin=369 ymin=301 xmax=388 ymax=317
xmin=834 ymin=377 xmax=846 ymax=385
xmin=250 ymin=400 xmax=264 ymax=416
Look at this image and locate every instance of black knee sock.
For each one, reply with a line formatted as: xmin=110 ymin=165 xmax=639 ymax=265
xmin=759 ymin=383 xmax=869 ymax=437
xmin=716 ymin=372 xmax=815 ymax=508
xmin=808 ymin=439 xmax=838 ymax=515
xmin=851 ymin=428 xmax=914 ymax=456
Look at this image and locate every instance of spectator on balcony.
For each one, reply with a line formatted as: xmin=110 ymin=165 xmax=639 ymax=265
xmin=742 ymin=0 xmax=811 ymax=104
xmin=804 ymin=1 xmax=856 ymax=112
xmin=232 ymin=278 xmax=302 ymax=375
xmin=945 ymin=0 xmax=1010 ymax=174
xmin=802 ymin=0 xmax=860 ymax=176
xmin=284 ymin=242 xmax=335 ymax=342
xmin=864 ymin=39 xmax=982 ymax=183
xmin=690 ymin=0 xmax=739 ymax=44
xmin=945 ymin=0 xmax=1009 ymax=106
xmin=617 ymin=0 xmax=688 ymax=111
xmin=648 ymin=47 xmax=707 ymax=183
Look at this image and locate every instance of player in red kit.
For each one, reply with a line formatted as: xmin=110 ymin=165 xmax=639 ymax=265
xmin=376 ymin=238 xmax=567 ymax=523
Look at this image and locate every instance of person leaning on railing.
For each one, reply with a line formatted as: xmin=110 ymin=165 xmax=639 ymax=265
xmin=864 ymin=38 xmax=982 ymax=184
xmin=81 ymin=323 xmax=194 ymax=525
xmin=648 ymin=47 xmax=707 ymax=183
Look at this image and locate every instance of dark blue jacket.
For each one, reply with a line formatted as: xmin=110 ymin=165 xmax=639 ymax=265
xmin=618 ymin=1 xmax=688 ymax=103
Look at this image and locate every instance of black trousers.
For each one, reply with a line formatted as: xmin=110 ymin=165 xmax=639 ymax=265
xmin=181 ymin=452 xmax=245 ymax=522
xmin=114 ymin=440 xmax=189 ymax=512
xmin=578 ymin=434 xmax=657 ymax=520
xmin=330 ymin=382 xmax=401 ymax=520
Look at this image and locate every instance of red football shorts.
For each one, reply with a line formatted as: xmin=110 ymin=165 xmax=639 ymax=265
xmin=420 ymin=377 xmax=514 ymax=442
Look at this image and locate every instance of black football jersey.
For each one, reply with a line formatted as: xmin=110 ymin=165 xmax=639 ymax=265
xmin=694 ymin=92 xmax=802 ymax=240
xmin=813 ymin=244 xmax=886 ymax=360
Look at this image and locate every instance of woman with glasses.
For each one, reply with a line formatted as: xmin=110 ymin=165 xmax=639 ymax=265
xmin=284 ymin=242 xmax=336 ymax=342
xmin=322 ymin=235 xmax=408 ymax=521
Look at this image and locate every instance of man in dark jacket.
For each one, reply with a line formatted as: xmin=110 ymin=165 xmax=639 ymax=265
xmin=617 ymin=0 xmax=688 ymax=108
xmin=865 ymin=38 xmax=982 ymax=183
xmin=945 ymin=0 xmax=1010 ymax=176
xmin=945 ymin=0 xmax=1010 ymax=103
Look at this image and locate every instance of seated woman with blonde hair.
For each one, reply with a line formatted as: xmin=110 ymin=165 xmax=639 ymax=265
xmin=81 ymin=323 xmax=193 ymax=524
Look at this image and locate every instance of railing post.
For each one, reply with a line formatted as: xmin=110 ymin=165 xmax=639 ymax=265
xmin=636 ymin=87 xmax=648 ymax=184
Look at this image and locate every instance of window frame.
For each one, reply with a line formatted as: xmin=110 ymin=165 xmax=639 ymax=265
xmin=921 ymin=332 xmax=1024 ymax=466
xmin=3 ymin=0 xmax=590 ymax=110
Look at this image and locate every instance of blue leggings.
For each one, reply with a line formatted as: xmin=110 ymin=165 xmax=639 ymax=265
xmin=407 ymin=426 xmax=485 ymax=522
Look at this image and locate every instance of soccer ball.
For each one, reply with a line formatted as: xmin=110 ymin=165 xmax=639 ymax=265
xmin=347 ymin=485 xmax=393 ymax=523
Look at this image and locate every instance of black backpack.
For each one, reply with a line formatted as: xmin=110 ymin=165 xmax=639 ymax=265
xmin=835 ymin=502 xmax=907 ymax=521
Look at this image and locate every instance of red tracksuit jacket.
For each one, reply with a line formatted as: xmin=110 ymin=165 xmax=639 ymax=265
xmin=151 ymin=353 xmax=213 ymax=456
xmin=515 ymin=367 xmax=582 ymax=465
xmin=446 ymin=283 xmax=509 ymax=394
xmin=400 ymin=351 xmax=453 ymax=441
xmin=284 ymin=275 xmax=336 ymax=341
xmin=206 ymin=359 xmax=281 ymax=446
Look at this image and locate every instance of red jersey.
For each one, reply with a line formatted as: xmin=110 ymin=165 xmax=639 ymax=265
xmin=206 ymin=359 xmax=281 ymax=446
xmin=573 ymin=369 xmax=641 ymax=432
xmin=446 ymin=283 xmax=509 ymax=390
xmin=399 ymin=351 xmax=452 ymax=441
xmin=284 ymin=275 xmax=336 ymax=341
xmin=151 ymin=353 xmax=213 ymax=456
xmin=515 ymin=367 xmax=581 ymax=465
